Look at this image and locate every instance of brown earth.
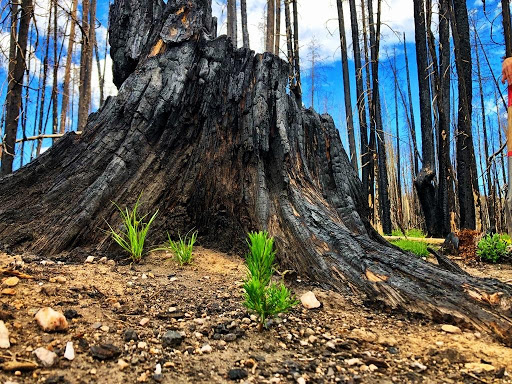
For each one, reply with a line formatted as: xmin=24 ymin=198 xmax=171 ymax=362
xmin=0 ymin=248 xmax=511 ymax=384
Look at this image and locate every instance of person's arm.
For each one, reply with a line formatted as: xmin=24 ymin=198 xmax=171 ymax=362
xmin=502 ymin=57 xmax=512 ymax=85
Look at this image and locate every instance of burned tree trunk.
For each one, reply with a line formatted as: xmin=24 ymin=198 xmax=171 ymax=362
xmin=1 ymin=0 xmax=512 ymax=345
xmin=336 ymin=0 xmax=357 ymax=171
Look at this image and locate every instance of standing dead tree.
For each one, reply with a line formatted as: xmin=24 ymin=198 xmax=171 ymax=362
xmin=1 ymin=0 xmax=33 ymax=175
xmin=450 ymin=0 xmax=479 ymax=230
xmin=336 ymin=0 xmax=357 ymax=170
xmin=227 ymin=0 xmax=237 ymax=46
xmin=1 ymin=0 xmax=512 ymax=346
xmin=60 ymin=0 xmax=79 ymax=134
xmin=241 ymin=0 xmax=249 ymax=48
xmin=348 ymin=0 xmax=370 ymax=209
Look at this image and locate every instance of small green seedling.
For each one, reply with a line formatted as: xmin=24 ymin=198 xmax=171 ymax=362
xmin=477 ymin=234 xmax=508 ymax=263
xmin=243 ymin=231 xmax=298 ymax=331
xmin=159 ymin=231 xmax=198 ymax=266
xmin=107 ymin=195 xmax=158 ymax=262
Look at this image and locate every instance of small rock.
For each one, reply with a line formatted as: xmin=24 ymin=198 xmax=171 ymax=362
xmin=153 ymin=374 xmax=163 ymax=382
xmin=162 ymin=330 xmax=184 ymax=348
xmin=99 ymin=257 xmax=108 ymax=264
xmin=35 ymin=307 xmax=68 ymax=332
xmin=124 ymin=328 xmax=138 ymax=342
xmin=325 ymin=341 xmax=336 ymax=351
xmin=349 ymin=328 xmax=377 ymax=343
xmin=90 ymin=344 xmax=121 ymax=360
xmin=411 ymin=361 xmax=427 ymax=372
xmin=33 ymin=347 xmax=58 ymax=367
xmin=3 ymin=277 xmax=19 ymax=287
xmin=100 ymin=325 xmax=110 ymax=332
xmin=63 ymin=309 xmax=80 ymax=320
xmin=138 ymin=341 xmax=147 ymax=349
xmin=441 ymin=324 xmax=462 ymax=334
xmin=242 ymin=317 xmax=251 ymax=325
xmin=63 ymin=342 xmax=75 ymax=361
xmin=464 ymin=362 xmax=495 ymax=373
xmin=200 ymin=344 xmax=213 ymax=353
xmin=1 ymin=288 xmax=16 ymax=296
xmin=0 ymin=321 xmax=10 ymax=348
xmin=228 ymin=368 xmax=248 ymax=380
xmin=91 ymin=322 xmax=102 ymax=329
xmin=44 ymin=375 xmax=69 ymax=384
xmin=85 ymin=256 xmax=95 ymax=263
xmin=223 ymin=333 xmax=237 ymax=342
xmin=90 ymin=368 xmax=97 ymax=375
xmin=118 ymin=359 xmax=130 ymax=370
xmin=296 ymin=377 xmax=306 ymax=384
xmin=140 ymin=317 xmax=150 ymax=326
xmin=378 ymin=336 xmax=397 ymax=347
xmin=300 ymin=291 xmax=321 ymax=309
xmin=54 ymin=276 xmax=67 ymax=284
xmin=345 ymin=358 xmax=363 ymax=366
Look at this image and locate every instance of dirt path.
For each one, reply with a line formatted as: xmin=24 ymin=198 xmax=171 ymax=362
xmin=0 ymin=249 xmax=511 ymax=383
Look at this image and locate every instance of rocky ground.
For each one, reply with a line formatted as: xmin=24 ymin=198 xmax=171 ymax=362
xmin=0 ymin=248 xmax=511 ymax=384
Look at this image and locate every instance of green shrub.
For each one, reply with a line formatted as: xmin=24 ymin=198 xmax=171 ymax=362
xmin=107 ymin=196 xmax=158 ymax=262
xmin=243 ymin=231 xmax=298 ymax=331
xmin=391 ymin=239 xmax=429 ymax=257
xmin=477 ymin=234 xmax=508 ymax=263
xmin=162 ymin=231 xmax=198 ymax=266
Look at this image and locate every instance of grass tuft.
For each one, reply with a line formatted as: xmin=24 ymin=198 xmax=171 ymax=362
xmin=161 ymin=231 xmax=198 ymax=266
xmin=391 ymin=239 xmax=429 ymax=257
xmin=107 ymin=195 xmax=158 ymax=262
xmin=391 ymin=228 xmax=427 ymax=238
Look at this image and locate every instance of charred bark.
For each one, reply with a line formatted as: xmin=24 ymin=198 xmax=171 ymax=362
xmin=1 ymin=0 xmax=512 ymax=345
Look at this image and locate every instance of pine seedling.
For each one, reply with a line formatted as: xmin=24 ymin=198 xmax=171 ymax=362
xmin=243 ymin=231 xmax=298 ymax=331
xmin=107 ymin=195 xmax=158 ymax=262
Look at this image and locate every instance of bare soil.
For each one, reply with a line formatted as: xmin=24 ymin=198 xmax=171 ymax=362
xmin=0 ymin=248 xmax=511 ymax=383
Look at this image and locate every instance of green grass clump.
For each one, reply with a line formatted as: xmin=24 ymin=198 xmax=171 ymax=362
xmin=477 ymin=234 xmax=509 ymax=263
xmin=107 ymin=196 xmax=158 ymax=262
xmin=162 ymin=231 xmax=198 ymax=266
xmin=501 ymin=233 xmax=511 ymax=244
xmin=243 ymin=231 xmax=298 ymax=331
xmin=391 ymin=228 xmax=426 ymax=238
xmin=391 ymin=239 xmax=429 ymax=257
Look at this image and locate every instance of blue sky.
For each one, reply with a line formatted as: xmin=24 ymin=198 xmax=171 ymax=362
xmin=0 ymin=0 xmax=509 ymax=194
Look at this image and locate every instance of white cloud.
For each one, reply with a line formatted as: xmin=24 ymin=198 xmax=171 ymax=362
xmin=212 ymin=0 xmax=416 ymax=65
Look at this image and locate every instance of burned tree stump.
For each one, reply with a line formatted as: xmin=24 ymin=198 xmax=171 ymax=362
xmin=0 ymin=0 xmax=512 ymax=344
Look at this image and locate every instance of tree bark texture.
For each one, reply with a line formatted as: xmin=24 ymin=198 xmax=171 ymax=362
xmin=1 ymin=0 xmax=512 ymax=345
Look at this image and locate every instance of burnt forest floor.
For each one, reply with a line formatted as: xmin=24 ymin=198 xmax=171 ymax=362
xmin=1 ymin=247 xmax=512 ymax=384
